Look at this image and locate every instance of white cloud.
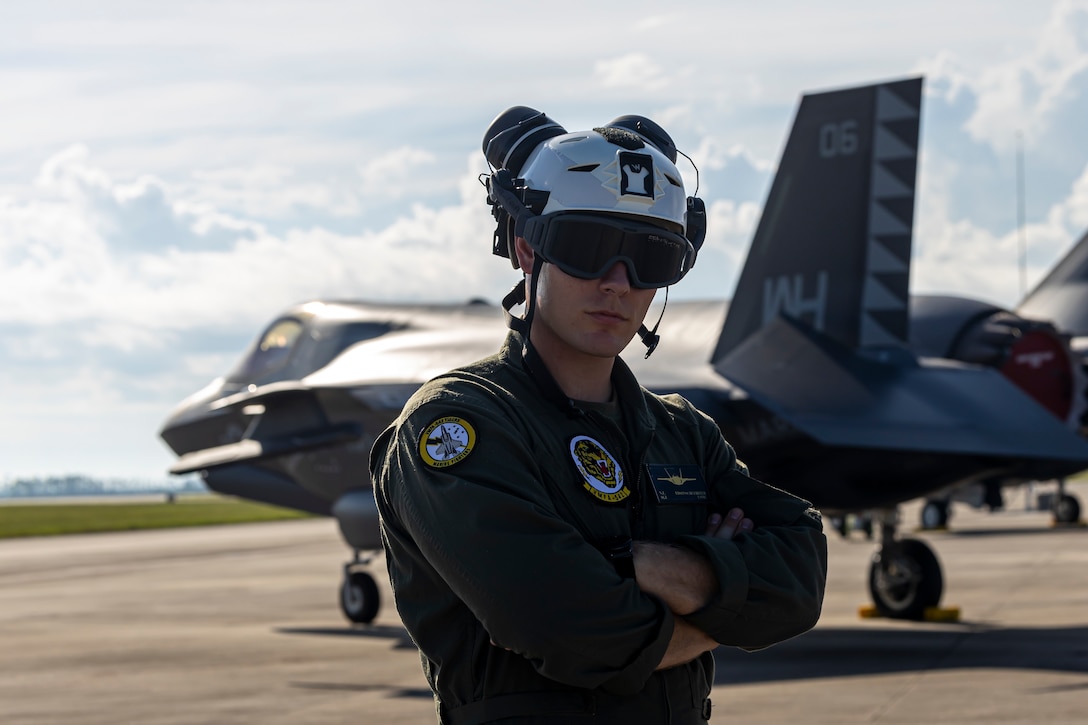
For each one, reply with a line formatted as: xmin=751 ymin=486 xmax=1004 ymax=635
xmin=705 ymin=199 xmax=761 ymax=252
xmin=358 ymin=146 xmax=437 ymax=199
xmin=0 ymin=144 xmax=505 ymax=480
xmin=899 ymin=0 xmax=1088 ymax=308
xmin=594 ymin=54 xmax=671 ymax=92
xmin=188 ymin=164 xmax=362 ymax=220
xmin=950 ymin=0 xmax=1088 ymax=153
xmin=695 ymin=140 xmax=774 ymax=175
xmin=633 ymin=15 xmax=677 ymax=32
xmin=1 ymin=146 xmax=502 ymax=337
xmin=685 ymin=198 xmax=762 ymax=298
xmin=914 ymin=157 xmax=1088 ymax=307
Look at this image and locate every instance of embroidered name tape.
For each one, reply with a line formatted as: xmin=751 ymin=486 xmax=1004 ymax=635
xmin=646 ymin=464 xmax=707 ymax=504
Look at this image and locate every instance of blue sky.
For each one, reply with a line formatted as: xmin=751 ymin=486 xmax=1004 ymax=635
xmin=4 ymin=1 xmax=1088 ymax=481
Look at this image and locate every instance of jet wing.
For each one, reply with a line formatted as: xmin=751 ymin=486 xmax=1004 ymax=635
xmin=168 ymin=423 xmax=361 ymax=475
xmin=168 ymin=384 xmax=363 ymax=474
xmin=714 ymin=315 xmax=1088 ymax=462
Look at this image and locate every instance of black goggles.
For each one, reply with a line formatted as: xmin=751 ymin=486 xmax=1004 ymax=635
xmin=522 ymin=212 xmax=695 ymax=289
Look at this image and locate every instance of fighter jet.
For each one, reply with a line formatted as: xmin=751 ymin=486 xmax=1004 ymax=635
xmin=1019 ymin=226 xmax=1088 ymax=340
xmin=909 ymin=224 xmax=1088 ymax=529
xmin=160 ymin=76 xmax=1088 ymax=625
xmin=1012 ymin=227 xmax=1088 ymax=521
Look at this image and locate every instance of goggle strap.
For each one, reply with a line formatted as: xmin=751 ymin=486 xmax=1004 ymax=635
xmin=513 ymin=210 xmax=530 ymax=240
xmin=488 ymin=170 xmax=536 ymax=251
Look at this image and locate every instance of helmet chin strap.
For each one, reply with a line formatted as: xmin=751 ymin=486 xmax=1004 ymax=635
xmin=637 ymin=287 xmax=668 ymax=358
xmin=501 ymin=255 xmax=544 ymax=339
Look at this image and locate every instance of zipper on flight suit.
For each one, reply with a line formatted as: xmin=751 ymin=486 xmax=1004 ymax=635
xmin=627 ymin=429 xmax=654 ymax=541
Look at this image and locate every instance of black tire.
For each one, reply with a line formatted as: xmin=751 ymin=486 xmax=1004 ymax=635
xmin=920 ymin=500 xmax=949 ymax=530
xmin=1053 ymin=494 xmax=1081 ymax=525
xmin=869 ymin=538 xmax=943 ymax=620
xmin=340 ymin=571 xmax=380 ymax=624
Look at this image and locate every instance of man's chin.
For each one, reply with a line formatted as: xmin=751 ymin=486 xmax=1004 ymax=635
xmin=581 ymin=332 xmax=639 ymax=358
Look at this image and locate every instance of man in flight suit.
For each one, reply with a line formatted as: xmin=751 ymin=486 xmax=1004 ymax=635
xmin=371 ymin=107 xmax=828 ymax=724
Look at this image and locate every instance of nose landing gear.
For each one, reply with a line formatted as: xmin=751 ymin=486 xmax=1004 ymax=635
xmin=340 ymin=551 xmax=380 ymax=624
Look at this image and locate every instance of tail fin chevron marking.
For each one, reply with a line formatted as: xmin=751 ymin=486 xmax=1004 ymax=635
xmin=711 ymin=76 xmax=923 ymax=365
xmin=860 ymin=82 xmax=921 ymax=346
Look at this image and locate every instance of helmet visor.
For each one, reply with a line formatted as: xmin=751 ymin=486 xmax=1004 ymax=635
xmin=523 ymin=212 xmax=694 ymax=289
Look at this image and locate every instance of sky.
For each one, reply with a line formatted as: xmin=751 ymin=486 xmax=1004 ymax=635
xmin=4 ymin=0 xmax=1088 ymax=482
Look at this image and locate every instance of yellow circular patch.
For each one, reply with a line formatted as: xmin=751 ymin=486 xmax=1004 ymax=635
xmin=418 ymin=416 xmax=476 ymax=468
xmin=569 ymin=435 xmax=630 ymax=504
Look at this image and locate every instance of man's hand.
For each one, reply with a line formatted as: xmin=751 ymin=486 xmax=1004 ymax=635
xmin=633 ymin=508 xmax=754 ymax=616
xmin=631 ymin=541 xmax=714 ymax=616
xmin=655 ymin=617 xmax=718 ymax=670
xmin=706 ymin=507 xmax=754 ymax=539
xmin=638 ymin=508 xmax=757 ymax=668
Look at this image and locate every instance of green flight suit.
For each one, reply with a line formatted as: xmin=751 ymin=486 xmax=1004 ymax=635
xmin=371 ymin=332 xmax=827 ymax=724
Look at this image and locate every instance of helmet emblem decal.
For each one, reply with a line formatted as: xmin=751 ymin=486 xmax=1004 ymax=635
xmin=569 ymin=435 xmax=630 ymax=504
xmin=618 ymin=151 xmax=654 ymax=198
xmin=418 ymin=416 xmax=477 ymax=468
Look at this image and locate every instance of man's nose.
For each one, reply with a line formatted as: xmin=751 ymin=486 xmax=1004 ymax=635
xmin=600 ymin=261 xmax=632 ymax=292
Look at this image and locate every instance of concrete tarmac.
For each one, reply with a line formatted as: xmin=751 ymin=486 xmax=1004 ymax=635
xmin=1 ymin=483 xmax=1086 ymax=724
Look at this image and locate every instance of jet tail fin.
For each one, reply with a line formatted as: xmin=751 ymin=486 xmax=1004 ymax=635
xmin=712 ymin=76 xmax=923 ymax=363
xmin=1017 ymin=227 xmax=1088 ymax=337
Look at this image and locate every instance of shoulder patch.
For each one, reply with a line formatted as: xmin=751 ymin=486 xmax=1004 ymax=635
xmin=418 ymin=416 xmax=477 ymax=469
xmin=569 ymin=435 xmax=630 ymax=504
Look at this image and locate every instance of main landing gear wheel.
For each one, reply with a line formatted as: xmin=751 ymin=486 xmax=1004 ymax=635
xmin=869 ymin=537 xmax=943 ymax=620
xmin=1053 ymin=493 xmax=1081 ymax=525
xmin=340 ymin=571 xmax=380 ymax=624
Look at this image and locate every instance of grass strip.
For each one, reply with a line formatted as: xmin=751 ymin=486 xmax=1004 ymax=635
xmin=0 ymin=496 xmax=316 ymax=538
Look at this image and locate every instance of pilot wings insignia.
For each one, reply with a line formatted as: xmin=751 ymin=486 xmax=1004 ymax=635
xmin=645 ymin=463 xmax=707 ymax=504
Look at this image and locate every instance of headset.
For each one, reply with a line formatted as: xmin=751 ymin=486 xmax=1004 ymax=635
xmin=480 ymin=106 xmax=707 ymax=356
xmin=481 ymin=107 xmax=706 ymax=269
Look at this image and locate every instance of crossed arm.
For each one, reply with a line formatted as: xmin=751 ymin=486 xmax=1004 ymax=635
xmin=634 ymin=508 xmax=754 ymax=670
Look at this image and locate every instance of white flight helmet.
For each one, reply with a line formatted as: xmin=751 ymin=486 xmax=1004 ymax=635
xmin=517 ymin=126 xmax=689 ymax=236
xmin=481 ymin=107 xmax=705 ymax=356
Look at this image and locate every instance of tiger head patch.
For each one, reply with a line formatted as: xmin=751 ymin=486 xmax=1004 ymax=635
xmin=569 ymin=435 xmax=630 ymax=504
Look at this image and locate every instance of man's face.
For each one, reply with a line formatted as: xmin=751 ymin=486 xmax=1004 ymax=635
xmin=530 ymin=255 xmax=657 ymax=361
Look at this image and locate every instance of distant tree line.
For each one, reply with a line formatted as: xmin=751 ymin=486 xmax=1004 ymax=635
xmin=0 ymin=474 xmax=206 ymax=498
